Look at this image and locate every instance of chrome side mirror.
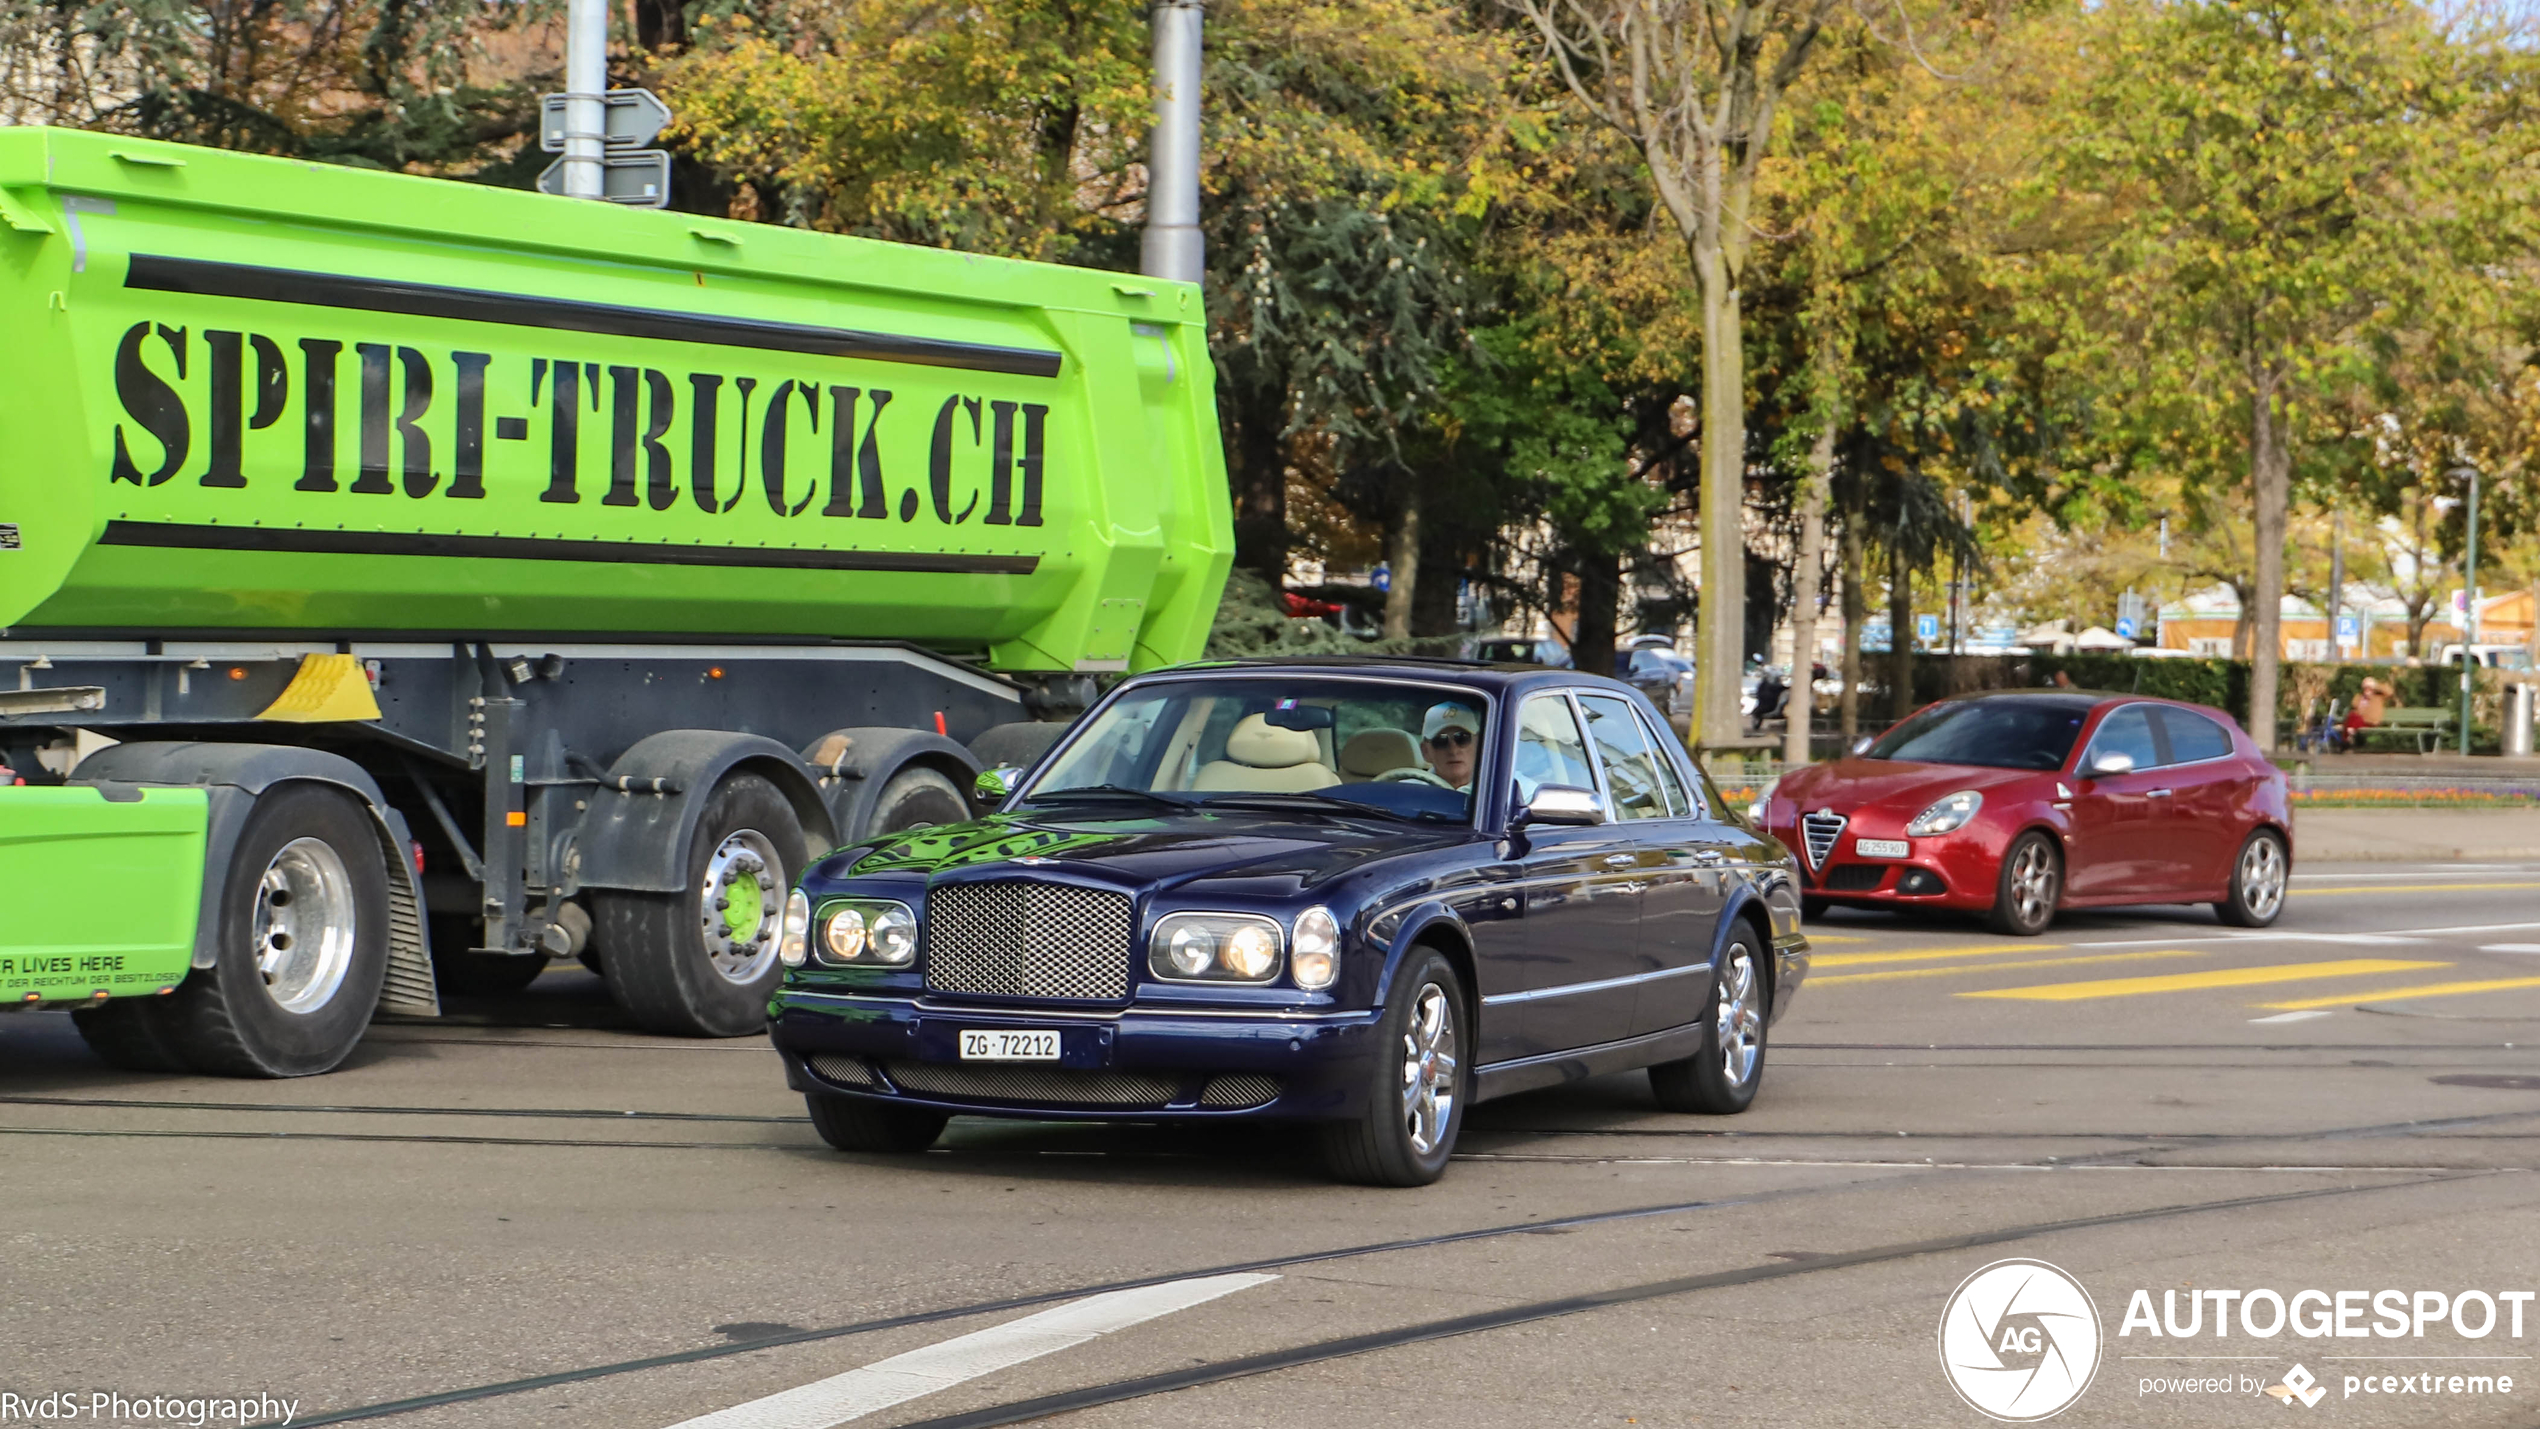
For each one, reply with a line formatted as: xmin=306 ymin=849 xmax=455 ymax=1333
xmin=974 ymin=765 xmax=1024 ymax=802
xmin=1516 ymin=785 xmax=1604 ymax=828
xmin=2085 ymin=750 xmax=2135 ymax=779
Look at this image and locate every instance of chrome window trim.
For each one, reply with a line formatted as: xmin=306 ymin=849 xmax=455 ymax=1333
xmin=1519 ymin=687 xmax=1613 ymax=821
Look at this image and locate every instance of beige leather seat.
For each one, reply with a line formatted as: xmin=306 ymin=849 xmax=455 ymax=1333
xmin=1337 ymin=727 xmax=1420 ymax=782
xmin=1192 ymin=713 xmax=1340 ymax=791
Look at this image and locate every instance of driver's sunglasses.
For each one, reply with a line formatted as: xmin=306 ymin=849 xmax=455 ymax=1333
xmin=1426 ymin=728 xmax=1475 ymax=749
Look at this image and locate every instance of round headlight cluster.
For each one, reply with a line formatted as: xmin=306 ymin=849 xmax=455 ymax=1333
xmin=814 ymin=899 xmax=918 ymax=966
xmin=1150 ymin=912 xmax=1284 ymax=984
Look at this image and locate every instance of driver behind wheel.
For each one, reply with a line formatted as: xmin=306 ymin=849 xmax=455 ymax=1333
xmin=1421 ymin=702 xmax=1481 ymax=791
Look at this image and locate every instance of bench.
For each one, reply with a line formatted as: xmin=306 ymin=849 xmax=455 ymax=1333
xmin=2348 ymin=706 xmax=2451 ymax=754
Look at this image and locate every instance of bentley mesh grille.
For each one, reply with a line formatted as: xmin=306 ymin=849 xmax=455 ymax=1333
xmin=1800 ymin=811 xmax=1847 ymax=870
xmin=807 ymin=1054 xmax=878 ymax=1088
xmin=882 ymin=1061 xmax=1182 ymax=1107
xmin=923 ymin=881 xmax=1134 ymax=1001
xmin=1199 ymin=1074 xmax=1282 ymax=1109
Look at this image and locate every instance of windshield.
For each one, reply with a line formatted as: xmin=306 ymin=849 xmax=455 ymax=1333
xmin=1026 ymin=677 xmax=1486 ymax=822
xmin=1864 ymin=696 xmax=2093 ymax=772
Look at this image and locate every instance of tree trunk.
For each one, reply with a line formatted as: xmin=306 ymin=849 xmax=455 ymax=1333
xmin=1573 ymin=550 xmax=1621 ymax=679
xmin=1382 ymin=480 xmax=1420 ymax=642
xmin=1691 ymin=237 xmax=1747 ymax=751
xmin=1229 ymin=394 xmax=1289 ymax=584
xmin=1784 ymin=425 xmax=1833 ymax=767
xmin=1888 ymin=541 xmax=1916 ymax=723
xmin=1839 ymin=493 xmax=1866 ymax=742
xmin=2248 ymin=374 xmax=2290 ymax=751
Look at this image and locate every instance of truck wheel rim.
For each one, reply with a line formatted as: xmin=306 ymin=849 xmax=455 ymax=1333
xmin=2239 ymin=837 xmax=2285 ymax=920
xmin=256 ymin=837 xmax=357 ymax=1014
xmin=699 ymin=830 xmax=782 ymax=984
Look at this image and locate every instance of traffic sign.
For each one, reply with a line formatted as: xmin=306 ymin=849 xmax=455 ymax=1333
xmin=2336 ymin=614 xmax=2361 ymax=646
xmin=1915 ymin=614 xmax=1939 ymax=646
xmin=537 ymin=150 xmax=672 ymax=208
xmin=2115 ymin=616 xmax=2137 ymax=640
xmin=541 ymin=89 xmax=673 ymax=151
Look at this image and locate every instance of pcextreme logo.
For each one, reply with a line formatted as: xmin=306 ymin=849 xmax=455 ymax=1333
xmin=1940 ymin=1259 xmax=2105 ymax=1422
xmin=2265 ymin=1364 xmax=2329 ymax=1408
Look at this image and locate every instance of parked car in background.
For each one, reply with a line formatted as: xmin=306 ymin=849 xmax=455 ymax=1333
xmin=2437 ymin=644 xmax=2536 ymax=671
xmin=1749 ymin=690 xmax=2291 ymax=935
xmin=770 ymin=658 xmax=1809 ymax=1185
xmin=1469 ymin=636 xmax=1573 ymax=667
xmin=1621 ymin=646 xmax=1698 ymax=722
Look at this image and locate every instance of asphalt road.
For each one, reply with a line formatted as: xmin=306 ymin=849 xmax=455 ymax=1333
xmin=5 ymin=862 xmax=2539 ymax=1429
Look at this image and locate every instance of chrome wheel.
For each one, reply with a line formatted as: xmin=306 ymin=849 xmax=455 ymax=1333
xmin=697 ymin=829 xmax=783 ymax=985
xmin=2238 ymin=835 xmax=2286 ymax=921
xmin=2006 ymin=838 xmax=2058 ymax=927
xmin=254 ymin=837 xmax=358 ymax=1015
xmin=1400 ymin=983 xmax=1458 ymax=1156
xmin=1715 ymin=944 xmax=1763 ymax=1088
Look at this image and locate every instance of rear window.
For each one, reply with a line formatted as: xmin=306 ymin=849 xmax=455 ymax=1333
xmin=2159 ymin=707 xmax=2236 ymax=763
xmin=1866 ymin=698 xmax=2091 ymax=771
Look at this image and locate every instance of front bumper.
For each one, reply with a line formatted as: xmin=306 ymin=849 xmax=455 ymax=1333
xmin=769 ymin=990 xmax=1385 ymax=1122
xmin=1774 ymin=819 xmax=2003 ymax=912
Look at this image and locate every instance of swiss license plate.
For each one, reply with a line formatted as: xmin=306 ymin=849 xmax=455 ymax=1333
xmin=1855 ymin=837 xmax=1910 ymax=859
xmin=959 ymin=1029 xmax=1060 ymax=1062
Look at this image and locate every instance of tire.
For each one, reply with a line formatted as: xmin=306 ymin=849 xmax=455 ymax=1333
xmin=2214 ymin=828 xmax=2289 ymax=928
xmin=1987 ymin=830 xmax=2061 ymax=937
xmin=1649 ymin=930 xmax=1767 ymax=1115
xmin=148 ymin=783 xmax=392 ymax=1077
xmin=866 ymin=765 xmax=970 ymax=836
xmin=596 ymin=773 xmax=804 ymax=1037
xmin=967 ymin=721 xmax=1071 ymax=772
xmin=434 ymin=951 xmax=551 ymax=995
xmin=1318 ymin=949 xmax=1467 ymax=1187
xmin=805 ymin=1093 xmax=947 ymax=1154
xmin=1801 ymin=896 xmax=1829 ymax=922
xmin=70 ymin=997 xmax=190 ymax=1072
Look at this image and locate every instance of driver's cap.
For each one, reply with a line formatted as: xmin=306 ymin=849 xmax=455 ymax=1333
xmin=1423 ymin=702 xmax=1481 ymax=741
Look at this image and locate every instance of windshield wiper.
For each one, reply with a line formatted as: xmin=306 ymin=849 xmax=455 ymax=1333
xmin=1020 ymin=783 xmax=1194 ymax=811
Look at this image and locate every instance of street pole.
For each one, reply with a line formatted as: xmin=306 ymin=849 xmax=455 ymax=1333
xmin=561 ymin=0 xmax=607 ymax=200
xmin=1141 ymin=0 xmax=1205 ymax=284
xmin=2457 ymin=465 xmax=2480 ymax=755
xmin=2328 ymin=508 xmax=2343 ymax=661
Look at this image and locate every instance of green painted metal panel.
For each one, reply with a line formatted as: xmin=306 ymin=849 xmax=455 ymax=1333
xmin=0 ymin=785 xmax=205 ymax=1002
xmin=0 ymin=128 xmax=1231 ymax=672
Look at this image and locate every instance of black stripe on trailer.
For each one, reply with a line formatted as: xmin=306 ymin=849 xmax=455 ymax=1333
xmin=122 ymin=254 xmax=1067 ymax=380
xmin=98 ymin=520 xmax=1042 ymax=576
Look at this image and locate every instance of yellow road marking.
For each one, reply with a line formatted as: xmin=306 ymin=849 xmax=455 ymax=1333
xmin=1813 ymin=943 xmax=2068 ymax=969
xmin=2255 ymin=976 xmax=2540 ymax=1011
xmin=1813 ymin=950 xmax=2198 ymax=986
xmin=2293 ymin=882 xmax=2540 ymax=897
xmin=1959 ymin=959 xmax=2452 ymax=1002
xmin=1803 ymin=935 xmax=1871 ymax=944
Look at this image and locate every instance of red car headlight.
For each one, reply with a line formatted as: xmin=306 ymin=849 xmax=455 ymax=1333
xmin=1905 ymin=790 xmax=1985 ymax=836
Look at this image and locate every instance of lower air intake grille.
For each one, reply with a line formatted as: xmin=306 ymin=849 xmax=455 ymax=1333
xmin=1199 ymin=1074 xmax=1282 ymax=1109
xmin=882 ymin=1061 xmax=1183 ymax=1108
xmin=924 ymin=881 xmax=1135 ymax=1001
xmin=1823 ymin=864 xmax=1886 ymax=892
xmin=807 ymin=1054 xmax=878 ymax=1088
xmin=1800 ymin=811 xmax=1847 ymax=870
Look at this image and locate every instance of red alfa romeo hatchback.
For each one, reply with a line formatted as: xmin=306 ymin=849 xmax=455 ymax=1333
xmin=1754 ymin=690 xmax=2292 ymax=935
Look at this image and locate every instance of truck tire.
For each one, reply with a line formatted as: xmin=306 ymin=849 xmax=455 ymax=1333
xmin=156 ymin=783 xmax=393 ymax=1077
xmin=867 ymin=766 xmax=968 ymax=835
xmin=69 ymin=998 xmax=190 ymax=1072
xmin=596 ymin=773 xmax=803 ymax=1037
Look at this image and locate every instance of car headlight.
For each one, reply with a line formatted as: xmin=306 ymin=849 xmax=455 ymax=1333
xmin=1149 ymin=912 xmax=1284 ymax=984
xmin=815 ymin=898 xmax=918 ymax=966
xmin=1905 ymin=790 xmax=1984 ymax=837
xmin=1748 ymin=774 xmax=1780 ymax=825
xmin=780 ymin=889 xmax=811 ymax=968
xmin=1291 ymin=907 xmax=1341 ymax=990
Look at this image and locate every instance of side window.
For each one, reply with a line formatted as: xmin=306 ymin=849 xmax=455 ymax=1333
xmin=2084 ymin=705 xmax=2163 ymax=770
xmin=1579 ymin=694 xmax=1671 ymax=821
xmin=1514 ymin=694 xmax=1598 ymax=801
xmin=2157 ymin=707 xmax=2235 ymax=763
xmin=1634 ymin=707 xmax=1697 ymax=816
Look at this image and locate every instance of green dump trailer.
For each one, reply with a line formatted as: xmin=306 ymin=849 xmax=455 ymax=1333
xmin=0 ymin=126 xmax=1231 ymax=1074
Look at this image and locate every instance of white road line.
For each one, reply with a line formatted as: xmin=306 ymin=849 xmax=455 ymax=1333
xmin=662 ymin=1273 xmax=1277 ymax=1429
xmin=2292 ymin=867 xmax=2538 ymax=880
xmin=2479 ymin=944 xmax=2540 ymax=955
xmin=2249 ymin=1010 xmax=2333 ymax=1025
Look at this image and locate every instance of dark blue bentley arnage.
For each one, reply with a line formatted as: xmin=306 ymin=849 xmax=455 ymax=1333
xmin=769 ymin=658 xmax=1809 ymax=1185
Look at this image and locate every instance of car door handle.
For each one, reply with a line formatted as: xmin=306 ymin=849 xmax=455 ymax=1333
xmin=1603 ymin=853 xmax=1637 ymax=867
xmin=2147 ymin=788 xmax=2174 ymax=799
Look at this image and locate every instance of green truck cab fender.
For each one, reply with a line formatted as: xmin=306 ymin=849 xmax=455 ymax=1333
xmin=0 ymin=783 xmax=204 ymax=1003
xmin=70 ymin=741 xmax=438 ymax=1014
